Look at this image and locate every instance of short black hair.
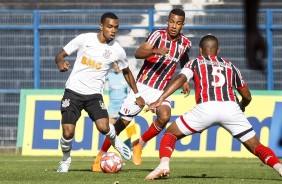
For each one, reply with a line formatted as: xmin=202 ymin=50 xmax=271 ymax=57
xmin=169 ymin=8 xmax=185 ymax=19
xmin=199 ymin=34 xmax=219 ymax=48
xmin=100 ymin=12 xmax=118 ymax=24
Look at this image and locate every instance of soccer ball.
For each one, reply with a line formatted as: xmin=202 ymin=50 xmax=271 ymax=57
xmin=100 ymin=152 xmax=123 ymax=173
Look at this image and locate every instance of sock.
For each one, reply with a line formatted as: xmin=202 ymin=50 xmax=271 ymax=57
xmin=141 ymin=120 xmax=163 ymax=144
xmin=101 ymin=138 xmax=111 ymax=153
xmin=105 ymin=124 xmax=116 ymax=140
xmin=159 ymin=133 xmax=177 ymax=159
xmin=101 ymin=120 xmax=126 ymax=152
xmin=254 ymin=144 xmax=281 ymax=169
xmin=60 ymin=136 xmax=72 ymax=161
xmin=114 ymin=118 xmax=127 ymax=134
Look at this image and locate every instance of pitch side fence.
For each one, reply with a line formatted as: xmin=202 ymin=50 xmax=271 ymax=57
xmin=0 ymin=9 xmax=282 ymax=148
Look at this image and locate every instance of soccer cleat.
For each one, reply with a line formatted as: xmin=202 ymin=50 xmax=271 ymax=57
xmin=110 ymin=135 xmax=132 ymax=161
xmin=144 ymin=167 xmax=170 ymax=180
xmin=278 ymin=167 xmax=282 ymax=177
xmin=57 ymin=157 xmax=71 ymax=172
xmin=132 ymin=140 xmax=142 ymax=165
xmin=91 ymin=154 xmax=102 ymax=172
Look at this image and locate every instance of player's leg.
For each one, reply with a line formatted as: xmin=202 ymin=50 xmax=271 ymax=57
xmin=86 ymin=94 xmax=133 ymax=165
xmin=145 ymin=103 xmax=213 ymax=180
xmin=222 ymin=101 xmax=282 ymax=176
xmin=242 ymin=136 xmax=282 ymax=176
xmin=132 ymin=102 xmax=171 ymax=165
xmin=144 ymin=121 xmax=187 ymax=180
xmin=92 ymin=117 xmax=131 ymax=172
xmin=57 ymin=90 xmax=82 ymax=172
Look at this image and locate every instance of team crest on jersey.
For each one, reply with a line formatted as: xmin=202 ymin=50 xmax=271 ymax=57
xmin=103 ymin=49 xmax=112 ymax=59
xmin=62 ymin=99 xmax=70 ymax=108
xmin=99 ymin=100 xmax=106 ymax=110
xmin=178 ymin=45 xmax=184 ymax=54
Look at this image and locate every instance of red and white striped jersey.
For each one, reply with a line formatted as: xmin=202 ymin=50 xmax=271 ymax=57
xmin=180 ymin=55 xmax=246 ymax=104
xmin=136 ymin=28 xmax=192 ymax=90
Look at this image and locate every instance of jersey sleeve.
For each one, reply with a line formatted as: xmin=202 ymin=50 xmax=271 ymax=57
xmin=63 ymin=34 xmax=85 ymax=55
xmin=179 ymin=59 xmax=195 ymax=81
xmin=145 ymin=30 xmax=161 ymax=46
xmin=116 ymin=48 xmax=129 ymax=70
xmin=232 ymin=64 xmax=246 ymax=90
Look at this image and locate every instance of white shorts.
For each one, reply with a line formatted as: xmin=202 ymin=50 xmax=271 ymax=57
xmin=119 ymin=82 xmax=171 ymax=121
xmin=175 ymin=101 xmax=256 ymax=142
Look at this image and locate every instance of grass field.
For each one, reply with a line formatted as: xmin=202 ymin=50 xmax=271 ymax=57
xmin=0 ymin=155 xmax=281 ymax=184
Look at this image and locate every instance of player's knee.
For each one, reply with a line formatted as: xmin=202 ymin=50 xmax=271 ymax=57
xmin=62 ymin=125 xmax=75 ymax=139
xmin=157 ymin=112 xmax=171 ymax=126
xmin=63 ymin=133 xmax=74 ymax=140
xmin=95 ymin=120 xmax=110 ymax=134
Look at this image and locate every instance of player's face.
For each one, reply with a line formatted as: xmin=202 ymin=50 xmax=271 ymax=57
xmin=101 ymin=18 xmax=119 ymax=42
xmin=113 ymin=62 xmax=120 ymax=73
xmin=167 ymin=13 xmax=185 ymax=39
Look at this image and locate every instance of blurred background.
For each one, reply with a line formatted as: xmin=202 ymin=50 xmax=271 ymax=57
xmin=0 ymin=0 xmax=282 ymax=153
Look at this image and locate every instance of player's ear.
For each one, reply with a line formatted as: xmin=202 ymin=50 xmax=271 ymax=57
xmin=99 ymin=23 xmax=103 ymax=31
xmin=199 ymin=47 xmax=203 ymax=56
xmin=217 ymin=48 xmax=220 ymax=55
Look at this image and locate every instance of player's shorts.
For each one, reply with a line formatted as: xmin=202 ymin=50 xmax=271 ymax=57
xmin=61 ymin=89 xmax=108 ymax=125
xmin=108 ymin=99 xmax=123 ymax=119
xmin=175 ymin=101 xmax=256 ymax=142
xmin=119 ymin=82 xmax=171 ymax=121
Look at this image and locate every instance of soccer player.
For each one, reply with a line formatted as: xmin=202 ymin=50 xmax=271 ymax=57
xmin=107 ymin=62 xmax=129 ymax=124
xmin=91 ymin=8 xmax=192 ymax=171
xmin=55 ymin=12 xmax=145 ymax=172
xmin=144 ymin=35 xmax=282 ymax=180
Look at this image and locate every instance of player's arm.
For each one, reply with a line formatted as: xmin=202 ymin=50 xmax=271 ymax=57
xmin=122 ymin=67 xmax=145 ymax=108
xmin=179 ymin=50 xmax=190 ymax=96
xmin=55 ymin=49 xmax=70 ymax=72
xmin=135 ymin=42 xmax=169 ymax=59
xmin=146 ymin=74 xmax=187 ymax=111
xmin=237 ymin=86 xmax=252 ymax=112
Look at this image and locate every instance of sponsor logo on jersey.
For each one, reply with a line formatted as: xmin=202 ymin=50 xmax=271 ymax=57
xmin=142 ymin=74 xmax=148 ymax=81
xmin=81 ymin=55 xmax=101 ymax=70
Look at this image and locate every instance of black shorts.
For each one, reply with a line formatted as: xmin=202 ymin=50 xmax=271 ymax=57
xmin=61 ymin=89 xmax=108 ymax=125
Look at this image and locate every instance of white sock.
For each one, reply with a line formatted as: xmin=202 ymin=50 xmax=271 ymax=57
xmin=158 ymin=157 xmax=170 ymax=170
xmin=106 ymin=124 xmax=116 ymax=140
xmin=60 ymin=136 xmax=72 ymax=161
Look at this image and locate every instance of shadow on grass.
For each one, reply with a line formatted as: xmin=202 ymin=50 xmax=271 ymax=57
xmin=178 ymin=174 xmax=223 ymax=179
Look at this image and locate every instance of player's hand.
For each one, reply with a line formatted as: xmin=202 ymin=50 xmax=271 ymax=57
xmin=246 ymin=30 xmax=267 ymax=70
xmin=181 ymin=82 xmax=190 ymax=97
xmin=144 ymin=99 xmax=162 ymax=112
xmin=135 ymin=96 xmax=145 ymax=109
xmin=154 ymin=46 xmax=169 ymax=56
xmin=57 ymin=61 xmax=70 ymax=72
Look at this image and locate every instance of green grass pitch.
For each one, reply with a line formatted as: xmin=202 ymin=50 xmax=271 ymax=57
xmin=0 ymin=155 xmax=281 ymax=184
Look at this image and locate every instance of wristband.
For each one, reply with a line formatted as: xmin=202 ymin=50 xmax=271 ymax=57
xmin=135 ymin=93 xmax=141 ymax=98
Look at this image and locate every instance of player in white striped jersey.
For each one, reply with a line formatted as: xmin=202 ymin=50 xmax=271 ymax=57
xmin=55 ymin=12 xmax=145 ymax=172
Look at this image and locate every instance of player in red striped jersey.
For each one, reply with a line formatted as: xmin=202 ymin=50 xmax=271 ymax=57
xmin=92 ymin=8 xmax=192 ymax=171
xmin=144 ymin=35 xmax=282 ymax=180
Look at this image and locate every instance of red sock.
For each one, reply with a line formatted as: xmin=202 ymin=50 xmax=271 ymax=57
xmin=101 ymin=137 xmax=111 ymax=153
xmin=141 ymin=121 xmax=163 ymax=143
xmin=159 ymin=133 xmax=177 ymax=159
xmin=254 ymin=144 xmax=281 ymax=167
